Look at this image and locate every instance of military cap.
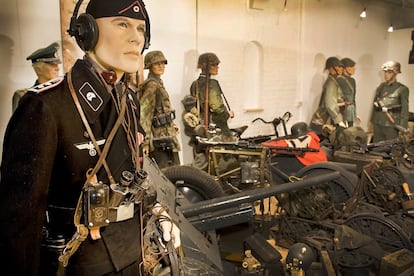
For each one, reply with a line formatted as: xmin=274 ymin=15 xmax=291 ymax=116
xmin=341 ymin=58 xmax=356 ymax=68
xmin=26 ymin=42 xmax=61 ymax=64
xmin=86 ymin=0 xmax=148 ymax=21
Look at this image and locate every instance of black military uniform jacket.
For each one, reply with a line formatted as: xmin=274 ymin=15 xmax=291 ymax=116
xmin=0 ymin=58 xmax=144 ymax=275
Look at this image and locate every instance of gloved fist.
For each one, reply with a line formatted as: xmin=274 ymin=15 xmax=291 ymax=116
xmin=151 ymin=203 xmax=181 ymax=249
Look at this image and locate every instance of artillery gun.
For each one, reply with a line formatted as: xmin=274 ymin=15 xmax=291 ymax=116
xmin=143 ymin=154 xmax=341 ymax=275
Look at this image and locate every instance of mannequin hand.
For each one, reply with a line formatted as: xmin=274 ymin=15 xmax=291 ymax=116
xmin=367 ymin=122 xmax=374 ymax=133
xmin=151 ymin=203 xmax=181 ymax=249
xmin=338 ymin=121 xmax=347 ymax=128
xmin=143 ymin=145 xmax=149 ymax=155
xmin=183 ymin=112 xmax=200 ymax=128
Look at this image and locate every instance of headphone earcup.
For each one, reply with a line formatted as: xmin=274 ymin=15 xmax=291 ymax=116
xmin=73 ymin=13 xmax=99 ymax=52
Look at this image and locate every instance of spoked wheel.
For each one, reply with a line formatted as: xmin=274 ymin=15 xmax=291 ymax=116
xmin=344 ymin=212 xmax=413 ymax=253
xmin=162 ymin=165 xmax=226 ymax=203
xmin=276 ymin=164 xmax=357 ymax=219
xmin=296 ymin=163 xmax=357 ymax=206
xmin=362 ymin=165 xmax=407 ymax=213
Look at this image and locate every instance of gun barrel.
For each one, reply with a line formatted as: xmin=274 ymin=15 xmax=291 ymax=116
xmin=367 ymin=137 xmax=403 ymax=148
xmin=180 ymin=171 xmax=340 ymax=217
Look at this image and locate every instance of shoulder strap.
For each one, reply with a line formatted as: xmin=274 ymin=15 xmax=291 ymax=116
xmin=343 ymin=77 xmax=355 ymax=95
xmin=195 ymin=80 xmax=200 ymax=117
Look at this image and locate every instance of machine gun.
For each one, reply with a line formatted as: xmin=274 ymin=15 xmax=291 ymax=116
xmin=364 ymin=125 xmax=414 ymax=169
xmin=143 ymin=155 xmax=340 ymax=274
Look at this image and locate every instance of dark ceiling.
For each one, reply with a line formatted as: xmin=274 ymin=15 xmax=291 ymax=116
xmin=372 ymin=0 xmax=414 ymax=29
xmin=380 ymin=0 xmax=414 ymax=8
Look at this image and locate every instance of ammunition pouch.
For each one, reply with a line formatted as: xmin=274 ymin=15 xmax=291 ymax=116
xmin=152 ymin=136 xmax=173 ymax=151
xmin=152 ymin=110 xmax=176 ymax=128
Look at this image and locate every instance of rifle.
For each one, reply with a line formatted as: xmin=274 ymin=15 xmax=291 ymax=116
xmin=203 ymin=63 xmax=210 ymax=133
xmin=221 ymin=90 xmax=232 ymax=114
xmin=265 ymin=145 xmax=320 ymax=157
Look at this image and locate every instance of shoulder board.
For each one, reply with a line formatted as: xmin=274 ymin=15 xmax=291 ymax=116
xmin=15 ymin=88 xmax=29 ymax=95
xmin=397 ymin=82 xmax=408 ymax=89
xmin=27 ymin=76 xmax=64 ymax=94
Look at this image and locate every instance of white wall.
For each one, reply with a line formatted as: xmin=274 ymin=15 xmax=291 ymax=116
xmin=0 ymin=0 xmax=413 ymax=165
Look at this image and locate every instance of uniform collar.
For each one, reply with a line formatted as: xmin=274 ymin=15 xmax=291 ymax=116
xmin=70 ymin=58 xmax=113 ymax=124
xmin=385 ymin=80 xmax=398 ymax=86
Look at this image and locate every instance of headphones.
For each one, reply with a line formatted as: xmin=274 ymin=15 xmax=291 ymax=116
xmin=68 ymin=0 xmax=151 ymax=53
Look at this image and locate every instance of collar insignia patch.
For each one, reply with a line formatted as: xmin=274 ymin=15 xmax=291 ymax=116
xmin=79 ymin=82 xmax=104 ymax=111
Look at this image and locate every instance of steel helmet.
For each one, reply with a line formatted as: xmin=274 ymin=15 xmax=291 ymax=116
xmin=286 ymin=243 xmax=315 ymax=272
xmin=325 ymin=56 xmax=343 ymax=70
xmin=182 ymin=95 xmax=197 ymax=111
xmin=381 ymin=60 xmax=401 ymax=73
xmin=291 ymin=122 xmax=309 ymax=137
xmin=144 ymin=50 xmax=167 ymax=69
xmin=341 ymin=57 xmax=356 ymax=68
xmin=197 ymin=52 xmax=220 ymax=70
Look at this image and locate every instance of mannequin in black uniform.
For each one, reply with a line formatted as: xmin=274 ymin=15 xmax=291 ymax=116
xmin=0 ymin=0 xmax=179 ymax=275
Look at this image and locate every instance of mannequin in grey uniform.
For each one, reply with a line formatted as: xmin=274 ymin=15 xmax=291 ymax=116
xmin=370 ymin=61 xmax=409 ymax=142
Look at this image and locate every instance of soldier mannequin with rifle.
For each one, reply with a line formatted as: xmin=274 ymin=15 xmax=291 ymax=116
xmin=190 ymin=52 xmax=235 ymax=141
xmin=187 ymin=52 xmax=235 ymax=170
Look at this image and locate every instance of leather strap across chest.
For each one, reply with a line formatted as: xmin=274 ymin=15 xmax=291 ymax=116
xmin=58 ymin=70 xmax=127 ymax=269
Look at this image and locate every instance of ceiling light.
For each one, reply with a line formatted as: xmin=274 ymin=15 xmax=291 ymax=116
xmin=388 ymin=24 xmax=394 ymax=33
xmin=360 ymin=8 xmax=367 ymax=18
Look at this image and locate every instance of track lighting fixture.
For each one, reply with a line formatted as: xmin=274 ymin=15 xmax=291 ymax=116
xmin=360 ymin=8 xmax=367 ymax=18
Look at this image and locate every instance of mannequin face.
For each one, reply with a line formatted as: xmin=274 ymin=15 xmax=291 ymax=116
xmin=149 ymin=61 xmax=166 ymax=76
xmin=328 ymin=66 xmax=342 ymax=76
xmin=35 ymin=62 xmax=59 ymax=83
xmin=209 ymin=63 xmax=219 ymax=75
xmin=335 ymin=66 xmax=344 ymax=75
xmin=90 ymin=16 xmax=146 ymax=81
xmin=344 ymin=66 xmax=355 ymax=76
xmin=384 ymin=70 xmax=397 ymax=84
